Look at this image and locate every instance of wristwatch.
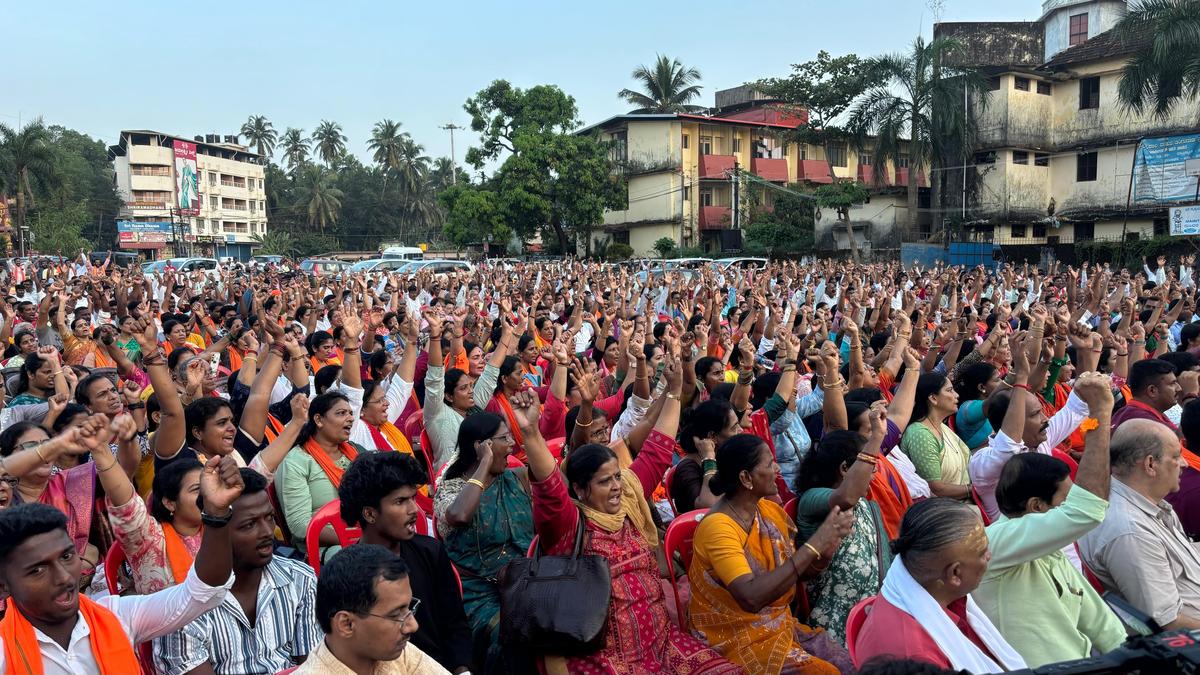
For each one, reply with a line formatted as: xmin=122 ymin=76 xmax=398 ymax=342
xmin=201 ymin=506 xmax=234 ymax=528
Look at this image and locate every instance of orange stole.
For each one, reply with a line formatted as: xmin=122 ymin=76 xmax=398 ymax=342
xmin=303 ymin=438 xmax=357 ymax=488
xmin=1 ymin=596 xmax=139 ymax=675
xmin=161 ymin=523 xmax=195 ymax=584
xmin=866 ymin=455 xmax=913 ymax=539
xmin=494 ymin=393 xmax=527 ymax=463
xmin=263 ymin=414 xmax=285 ymax=443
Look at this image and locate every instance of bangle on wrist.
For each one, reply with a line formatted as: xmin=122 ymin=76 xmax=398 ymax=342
xmin=803 ymin=542 xmax=823 ymax=562
xmin=466 ymin=478 xmax=487 ymax=490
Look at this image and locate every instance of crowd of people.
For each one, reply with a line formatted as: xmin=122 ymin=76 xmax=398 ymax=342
xmin=0 ymin=251 xmax=1197 ymax=674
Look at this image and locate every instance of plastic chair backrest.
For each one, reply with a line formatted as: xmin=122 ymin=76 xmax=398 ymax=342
xmin=846 ymin=595 xmax=877 ymax=667
xmin=663 ymin=464 xmax=679 ymax=516
xmin=526 ymin=535 xmax=540 ymax=557
xmin=783 ymin=497 xmax=798 ymax=521
xmin=1078 ymin=548 xmax=1107 ymax=594
xmin=276 ymin=668 xmax=299 ymax=675
xmin=306 ymin=499 xmax=361 ymax=575
xmin=418 ymin=429 xmax=436 ymax=491
xmin=414 ymin=508 xmax=431 ymax=537
xmin=545 ymin=436 xmax=565 ymax=460
xmin=663 ymin=509 xmax=707 ymax=628
xmin=104 ymin=541 xmax=127 ymax=596
xmin=971 ymin=485 xmax=992 ymax=526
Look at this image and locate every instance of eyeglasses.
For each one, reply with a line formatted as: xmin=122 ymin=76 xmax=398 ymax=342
xmin=16 ymin=440 xmax=47 ymax=458
xmin=491 ymin=433 xmax=514 ymax=445
xmin=360 ymin=597 xmax=420 ymax=624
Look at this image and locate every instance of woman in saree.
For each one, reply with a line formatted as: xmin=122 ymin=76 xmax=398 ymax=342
xmin=794 ymin=412 xmax=892 ymax=644
xmin=7 ymin=348 xmax=66 ymax=408
xmin=899 ymin=372 xmax=970 ymax=500
xmin=54 ymin=298 xmax=114 ymax=367
xmin=688 ymin=433 xmax=856 ymax=675
xmin=529 ymin=350 xmax=741 ymax=674
xmin=432 ymin=409 xmax=534 ymax=673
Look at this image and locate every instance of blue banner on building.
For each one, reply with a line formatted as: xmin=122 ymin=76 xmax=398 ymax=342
xmin=117 ymin=221 xmax=173 ymax=233
xmin=1133 ymin=134 xmax=1200 ymax=203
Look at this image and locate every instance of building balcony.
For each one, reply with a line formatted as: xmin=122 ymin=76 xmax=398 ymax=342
xmin=892 ymin=168 xmax=929 ymax=187
xmin=699 ymin=205 xmax=732 ymax=230
xmin=857 ymin=165 xmax=880 ymax=185
xmin=751 ymin=157 xmax=789 ymax=182
xmin=798 ymin=160 xmax=834 ymax=184
xmin=698 ymin=154 xmax=736 ymax=180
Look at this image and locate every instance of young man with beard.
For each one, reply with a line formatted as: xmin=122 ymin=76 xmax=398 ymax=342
xmin=338 ymin=452 xmax=472 ymax=674
xmin=154 ymin=468 xmax=322 ymax=675
xmin=302 ymin=544 xmax=449 ymax=675
xmin=0 ymin=436 xmax=240 ymax=675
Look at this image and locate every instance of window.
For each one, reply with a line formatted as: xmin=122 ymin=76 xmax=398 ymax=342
xmin=1069 ymin=13 xmax=1088 ymax=46
xmin=1032 ymin=223 xmax=1047 ymax=238
xmin=828 ymin=143 xmax=848 ymax=167
xmin=130 ymin=164 xmax=171 ymax=176
xmin=208 ymin=172 xmax=217 ymax=185
xmin=210 ymin=196 xmax=219 ymax=210
xmin=783 ymin=144 xmax=790 ymax=157
xmin=859 ymin=153 xmax=873 ymax=167
xmin=1013 ymin=151 xmax=1029 ymax=165
xmin=987 ymin=77 xmax=1001 ymax=91
xmin=1015 ymin=77 xmax=1031 ymax=91
xmin=1037 ymin=81 xmax=1052 ymax=95
xmin=1154 ymin=217 xmax=1169 ymax=236
xmin=610 ymin=130 xmax=628 ymax=163
xmin=1012 ymin=224 xmax=1026 ymax=238
xmin=682 ymin=134 xmax=689 ymax=150
xmin=700 ymin=136 xmax=713 ymax=155
xmin=732 ymin=138 xmax=741 ymax=153
xmin=1047 ymin=235 xmax=1060 ymax=245
xmin=897 ymin=153 xmax=910 ymax=168
xmin=1076 ymin=152 xmax=1098 ymax=181
xmin=974 ymin=151 xmax=996 ymax=165
xmin=261 ymin=201 xmax=266 ymax=212
xmin=1125 ymin=232 xmax=1140 ymax=242
xmin=1035 ymin=152 xmax=1050 ymax=167
xmin=700 ymin=189 xmax=713 ymax=207
xmin=250 ymin=201 xmax=257 ymax=214
xmin=1075 ymin=222 xmax=1095 ymax=241
xmin=1079 ymin=77 xmax=1100 ymax=110
xmin=683 ymin=186 xmax=691 ymax=201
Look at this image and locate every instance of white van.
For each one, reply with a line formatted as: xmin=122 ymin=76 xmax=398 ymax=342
xmin=380 ymin=246 xmax=424 ymax=261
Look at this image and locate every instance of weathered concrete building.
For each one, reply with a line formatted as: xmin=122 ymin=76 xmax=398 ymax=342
xmin=935 ymin=0 xmax=1200 ymax=257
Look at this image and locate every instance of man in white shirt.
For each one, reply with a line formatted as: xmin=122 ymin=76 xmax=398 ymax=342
xmin=0 ymin=453 xmax=240 ymax=675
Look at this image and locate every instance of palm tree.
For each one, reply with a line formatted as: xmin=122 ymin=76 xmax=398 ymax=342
xmin=394 ymin=136 xmax=430 ymax=195
xmin=311 ymin=120 xmax=347 ymax=166
xmin=618 ymin=55 xmax=704 ymax=113
xmin=848 ymin=37 xmax=988 ymax=230
xmin=367 ymin=119 xmax=405 ymax=172
xmin=239 ymin=115 xmax=278 ymax=159
xmin=1117 ymin=0 xmax=1200 ymax=120
xmin=280 ymin=128 xmax=310 ymax=173
xmin=251 ymin=230 xmax=297 ymax=257
xmin=0 ymin=118 xmax=55 ymax=254
xmin=429 ymin=157 xmax=457 ymax=191
xmin=294 ymin=165 xmax=344 ymax=232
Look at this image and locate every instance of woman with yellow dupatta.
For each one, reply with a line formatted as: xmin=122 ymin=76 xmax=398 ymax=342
xmin=528 ymin=351 xmax=740 ymax=675
xmin=337 ymin=314 xmax=419 ymax=458
xmin=688 ymin=434 xmax=856 ymax=675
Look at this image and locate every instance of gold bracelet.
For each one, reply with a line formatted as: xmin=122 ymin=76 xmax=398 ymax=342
xmin=466 ymin=478 xmax=487 ymax=490
xmin=33 ymin=444 xmax=48 ymax=464
xmin=97 ymin=461 xmax=119 ymax=473
xmin=803 ymin=542 xmax=822 ymax=561
xmin=666 ymin=392 xmax=681 ymax=400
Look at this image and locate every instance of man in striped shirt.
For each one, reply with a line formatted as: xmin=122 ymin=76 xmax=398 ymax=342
xmin=154 ymin=469 xmax=321 ymax=675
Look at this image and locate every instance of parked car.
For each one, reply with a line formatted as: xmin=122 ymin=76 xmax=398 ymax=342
xmin=251 ymin=254 xmax=285 ymax=266
xmin=635 ymin=268 xmax=697 ymax=284
xmin=89 ymin=251 xmax=142 ymax=268
xmin=398 ymin=259 xmax=474 ymax=276
xmin=299 ymin=259 xmax=351 ymax=277
xmin=142 ymin=257 xmax=220 ymax=277
xmin=379 ymin=246 xmax=424 ymax=261
xmin=712 ymin=257 xmax=768 ymax=271
xmin=348 ymin=258 xmax=412 ymax=274
xmin=661 ymin=257 xmax=712 ymax=270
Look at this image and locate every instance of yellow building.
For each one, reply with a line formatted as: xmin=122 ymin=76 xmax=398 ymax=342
xmin=937 ymin=0 xmax=1200 ymax=252
xmin=110 ymin=131 xmax=267 ymax=260
xmin=581 ymin=88 xmax=920 ymax=257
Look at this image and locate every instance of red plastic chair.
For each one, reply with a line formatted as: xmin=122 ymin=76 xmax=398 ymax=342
xmin=1078 ymin=546 xmax=1107 ymax=594
xmin=506 ymin=455 xmax=524 ymax=469
xmin=663 ymin=509 xmax=707 ymax=628
xmin=526 ymin=535 xmax=540 ymax=557
xmin=306 ymin=500 xmax=362 ymax=575
xmin=414 ymin=508 xmax=431 ymax=537
xmin=663 ymin=464 xmax=679 ymax=517
xmin=418 ymin=429 xmax=437 ymax=492
xmin=970 ymin=485 xmax=992 ymax=526
xmin=845 ymin=595 xmax=877 ymax=667
xmin=783 ymin=497 xmax=798 ymax=521
xmin=104 ymin=541 xmax=127 ymax=596
xmin=276 ymin=668 xmax=299 ymax=675
xmin=545 ymin=436 xmax=565 ymax=460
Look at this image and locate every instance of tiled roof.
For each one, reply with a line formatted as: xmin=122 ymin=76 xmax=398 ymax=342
xmin=1042 ymin=26 xmax=1152 ymax=70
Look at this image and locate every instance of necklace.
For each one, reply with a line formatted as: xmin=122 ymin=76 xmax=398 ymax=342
xmin=727 ymin=501 xmax=758 ymax=531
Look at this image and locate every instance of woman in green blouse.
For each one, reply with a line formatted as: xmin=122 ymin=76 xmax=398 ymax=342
xmin=899 ymin=372 xmax=971 ymax=500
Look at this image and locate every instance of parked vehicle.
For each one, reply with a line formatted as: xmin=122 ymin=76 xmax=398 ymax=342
xmin=251 ymin=254 xmax=285 ymax=266
xmin=89 ymin=251 xmax=142 ymax=268
xmin=380 ymin=246 xmax=424 ymax=261
xmin=712 ymin=257 xmax=768 ymax=271
xmin=348 ymin=258 xmax=413 ymax=274
xmin=299 ymin=258 xmax=351 ymax=276
xmin=661 ymin=257 xmax=712 ymax=270
xmin=141 ymin=257 xmax=221 ymax=277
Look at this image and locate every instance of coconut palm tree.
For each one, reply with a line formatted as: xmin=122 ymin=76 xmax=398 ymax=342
xmin=280 ymin=128 xmax=310 ymax=173
xmin=618 ymin=55 xmax=704 ymax=113
xmin=311 ymin=120 xmax=347 ymax=166
xmin=0 ymin=118 xmax=56 ymax=254
xmin=239 ymin=115 xmax=277 ymax=159
xmin=429 ymin=156 xmax=457 ymax=191
xmin=251 ymin=230 xmax=297 ymax=257
xmin=367 ymin=119 xmax=405 ymax=172
xmin=848 ymin=36 xmax=988 ymax=230
xmin=394 ymin=136 xmax=429 ymax=196
xmin=293 ymin=165 xmax=344 ymax=232
xmin=1117 ymin=0 xmax=1200 ymax=120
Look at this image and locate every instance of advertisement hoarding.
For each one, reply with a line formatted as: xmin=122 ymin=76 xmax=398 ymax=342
xmin=173 ymin=141 xmax=200 ymax=216
xmin=1170 ymin=205 xmax=1200 ymax=236
xmin=1133 ymin=134 xmax=1200 ymax=204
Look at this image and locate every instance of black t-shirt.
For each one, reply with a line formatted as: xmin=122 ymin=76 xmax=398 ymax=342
xmin=392 ymin=536 xmax=473 ymax=672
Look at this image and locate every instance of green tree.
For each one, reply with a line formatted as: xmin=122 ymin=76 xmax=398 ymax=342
xmin=755 ymin=51 xmax=871 ymax=184
xmin=814 ymin=182 xmax=870 ymax=261
xmin=439 ymin=183 xmax=509 ymax=248
xmin=251 ymin=230 xmax=297 ymax=257
xmin=240 ymin=115 xmax=278 ymax=159
xmin=311 ymin=120 xmax=347 ymax=166
xmin=455 ymin=80 xmax=626 ymax=252
xmin=0 ymin=118 xmax=56 ymax=254
xmin=280 ymin=128 xmax=310 ymax=173
xmin=294 ymin=165 xmax=344 ymax=232
xmin=848 ymin=37 xmax=988 ymax=231
xmin=44 ymin=126 xmax=123 ymax=250
xmin=618 ymin=55 xmax=704 ymax=113
xmin=1117 ymin=0 xmax=1200 ymax=119
xmin=367 ymin=119 xmax=406 ymax=174
xmin=29 ymin=202 xmax=89 ymax=255
xmin=744 ymin=185 xmax=817 ymax=255
xmin=429 ymin=157 xmax=458 ymax=191
xmin=653 ymin=237 xmax=677 ymax=258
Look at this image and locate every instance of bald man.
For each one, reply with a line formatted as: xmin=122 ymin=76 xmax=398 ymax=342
xmin=1080 ymin=419 xmax=1200 ymax=630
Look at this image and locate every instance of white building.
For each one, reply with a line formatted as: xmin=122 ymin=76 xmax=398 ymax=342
xmin=110 ymin=131 xmax=267 ymax=260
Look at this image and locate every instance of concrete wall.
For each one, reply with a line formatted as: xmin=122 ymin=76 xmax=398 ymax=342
xmin=1043 ymin=0 xmax=1125 ymax=61
xmin=816 ymin=194 xmax=907 ymax=253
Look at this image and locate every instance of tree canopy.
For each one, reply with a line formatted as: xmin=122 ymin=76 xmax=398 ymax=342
xmin=618 ymin=55 xmax=704 ymax=113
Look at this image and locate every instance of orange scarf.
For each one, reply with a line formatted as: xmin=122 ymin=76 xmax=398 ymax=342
xmin=263 ymin=414 xmax=285 ymax=443
xmin=366 ymin=421 xmax=413 ymax=456
xmin=303 ymin=437 xmax=357 ymax=489
xmin=161 ymin=523 xmax=195 ymax=584
xmin=495 ymin=393 xmax=526 ymax=461
xmin=1 ymin=596 xmax=139 ymax=675
xmin=310 ymin=354 xmax=342 ymax=373
xmin=227 ymin=347 xmax=243 ymax=373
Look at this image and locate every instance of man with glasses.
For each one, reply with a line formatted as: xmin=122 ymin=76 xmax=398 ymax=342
xmin=300 ymin=544 xmax=449 ymax=674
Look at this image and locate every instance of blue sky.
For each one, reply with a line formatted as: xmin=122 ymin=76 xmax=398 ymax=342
xmin=10 ymin=0 xmax=1043 ymax=168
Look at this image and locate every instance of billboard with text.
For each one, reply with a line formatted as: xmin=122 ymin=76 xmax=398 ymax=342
xmin=1133 ymin=134 xmax=1200 ymax=204
xmin=174 ymin=140 xmax=200 ymax=216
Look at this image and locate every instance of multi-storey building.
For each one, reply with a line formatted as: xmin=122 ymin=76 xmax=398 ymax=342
xmin=110 ymin=130 xmax=267 ymax=260
xmin=582 ymin=87 xmax=923 ymax=257
xmin=935 ymin=0 xmax=1200 ymax=257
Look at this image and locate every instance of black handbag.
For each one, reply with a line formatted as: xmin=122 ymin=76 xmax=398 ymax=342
xmin=498 ymin=509 xmax=612 ymax=655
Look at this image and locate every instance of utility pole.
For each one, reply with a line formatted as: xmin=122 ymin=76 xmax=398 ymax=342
xmin=731 ymin=162 xmax=740 ymax=230
xmin=441 ymin=124 xmax=462 ymax=185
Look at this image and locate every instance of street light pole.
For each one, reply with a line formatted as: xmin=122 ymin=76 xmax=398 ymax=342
xmin=440 ymin=124 xmax=462 ymax=185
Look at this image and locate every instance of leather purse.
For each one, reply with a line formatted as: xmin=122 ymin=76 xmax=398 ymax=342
xmin=499 ymin=509 xmax=611 ymax=654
